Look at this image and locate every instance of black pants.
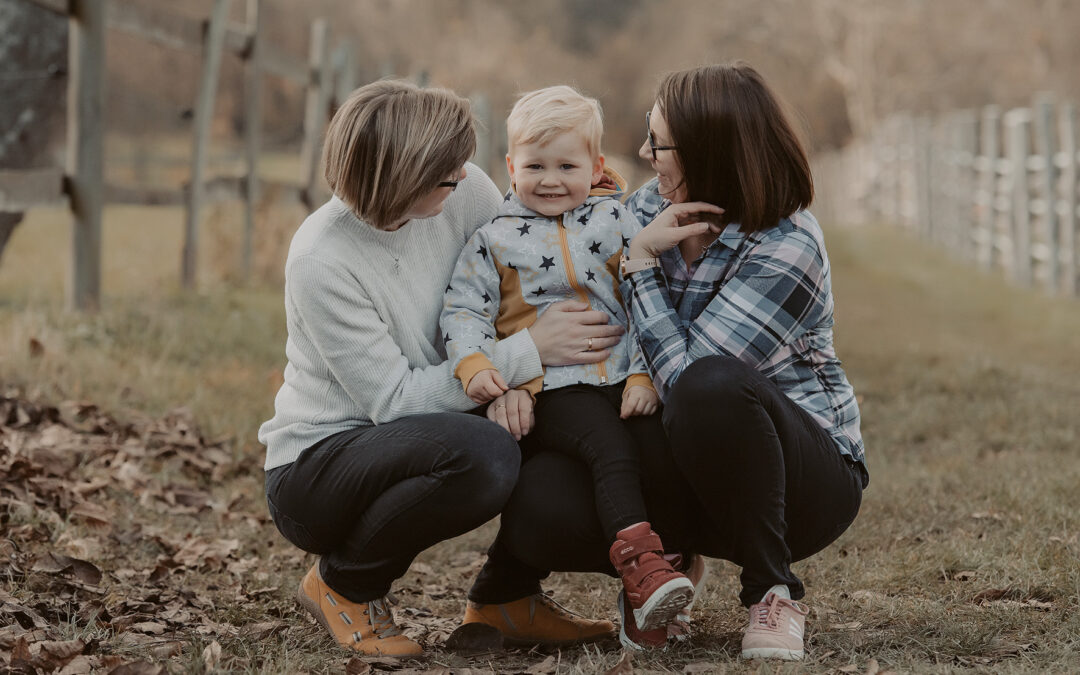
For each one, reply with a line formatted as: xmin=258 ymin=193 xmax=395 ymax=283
xmin=470 ymin=356 xmax=867 ymax=607
xmin=531 ymin=384 xmax=665 ymax=542
xmin=265 ymin=412 xmax=520 ymax=602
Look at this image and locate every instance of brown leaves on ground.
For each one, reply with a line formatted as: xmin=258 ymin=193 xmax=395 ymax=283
xmin=0 ymin=392 xmax=271 ymax=672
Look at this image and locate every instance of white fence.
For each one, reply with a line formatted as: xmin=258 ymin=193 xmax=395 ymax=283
xmin=814 ymin=95 xmax=1079 ymax=297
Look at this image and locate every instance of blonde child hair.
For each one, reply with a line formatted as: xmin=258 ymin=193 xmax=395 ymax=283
xmin=506 ymin=85 xmax=603 ymax=158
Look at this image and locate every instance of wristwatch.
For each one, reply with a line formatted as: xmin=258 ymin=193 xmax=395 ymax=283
xmin=620 ymin=255 xmax=660 ymax=276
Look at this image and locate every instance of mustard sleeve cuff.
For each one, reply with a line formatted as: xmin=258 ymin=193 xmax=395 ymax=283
xmin=455 ymin=353 xmax=498 ymax=392
xmin=624 ymin=373 xmax=656 ymax=394
xmin=517 ymin=376 xmax=544 ymax=403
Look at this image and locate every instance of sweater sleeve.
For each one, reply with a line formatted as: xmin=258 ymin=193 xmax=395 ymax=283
xmin=616 ymin=204 xmax=656 ymax=393
xmin=287 ymin=253 xmax=540 ymax=424
xmin=440 ymin=226 xmax=502 ymax=390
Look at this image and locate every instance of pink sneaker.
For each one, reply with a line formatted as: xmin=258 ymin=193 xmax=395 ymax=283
xmin=609 ymin=522 xmax=695 ymax=631
xmin=673 ymin=553 xmax=707 ymax=625
xmin=740 ymin=592 xmax=808 ymax=660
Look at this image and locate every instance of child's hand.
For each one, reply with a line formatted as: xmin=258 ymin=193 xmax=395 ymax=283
xmin=486 ymin=389 xmax=534 ymax=440
xmin=620 ymin=385 xmax=659 ymax=419
xmin=467 ymin=369 xmax=508 ymax=404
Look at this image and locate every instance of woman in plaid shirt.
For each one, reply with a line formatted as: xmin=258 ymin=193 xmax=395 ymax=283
xmin=466 ymin=63 xmax=866 ymax=660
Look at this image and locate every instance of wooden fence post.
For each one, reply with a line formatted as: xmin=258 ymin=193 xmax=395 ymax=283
xmin=1032 ymin=94 xmax=1058 ymax=292
xmin=299 ymin=18 xmax=330 ymax=211
xmin=1005 ymin=108 xmax=1033 ymax=285
xmin=67 ymin=0 xmax=105 ymax=311
xmin=182 ymin=0 xmax=231 ymax=289
xmin=1059 ymin=102 xmax=1078 ymax=296
xmin=915 ymin=116 xmax=933 ymax=238
xmin=470 ymin=92 xmax=491 ymax=178
xmin=974 ymin=106 xmax=1000 ymax=269
xmin=955 ymin=111 xmax=979 ymax=260
xmin=242 ymin=0 xmax=263 ymax=282
xmin=332 ymin=42 xmax=356 ymax=112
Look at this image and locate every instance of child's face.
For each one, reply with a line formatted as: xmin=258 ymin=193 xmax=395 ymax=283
xmin=506 ymin=131 xmax=604 ymax=217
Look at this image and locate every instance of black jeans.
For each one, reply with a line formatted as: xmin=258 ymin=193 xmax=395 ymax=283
xmin=531 ymin=384 xmax=664 ymax=542
xmin=265 ymin=412 xmax=520 ymax=602
xmin=470 ymin=356 xmax=866 ymax=607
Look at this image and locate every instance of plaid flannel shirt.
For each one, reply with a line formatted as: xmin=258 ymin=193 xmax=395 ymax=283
xmin=621 ymin=180 xmax=866 ymax=469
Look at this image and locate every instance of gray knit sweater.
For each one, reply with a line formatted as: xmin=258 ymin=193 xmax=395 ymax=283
xmin=258 ymin=164 xmax=544 ymax=470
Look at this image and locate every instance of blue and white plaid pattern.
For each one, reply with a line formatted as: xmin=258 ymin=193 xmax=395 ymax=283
xmin=621 ymin=180 xmax=865 ymax=466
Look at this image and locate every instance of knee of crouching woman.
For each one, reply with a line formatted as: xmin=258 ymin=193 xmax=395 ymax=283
xmin=665 ymin=355 xmax=757 ymax=422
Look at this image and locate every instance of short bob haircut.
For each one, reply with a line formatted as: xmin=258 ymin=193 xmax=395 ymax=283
xmin=507 ymin=85 xmax=603 ymax=159
xmin=657 ymin=62 xmax=813 ymax=233
xmin=323 ymin=79 xmax=476 ymax=230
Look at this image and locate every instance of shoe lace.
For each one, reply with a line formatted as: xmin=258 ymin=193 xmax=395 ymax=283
xmin=367 ymin=593 xmax=403 ymax=638
xmin=536 ymin=591 xmax=577 ymax=620
xmin=752 ymin=593 xmax=807 ymax=629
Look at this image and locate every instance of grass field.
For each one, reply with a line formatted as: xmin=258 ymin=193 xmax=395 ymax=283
xmin=2 ymin=204 xmax=1079 ymax=673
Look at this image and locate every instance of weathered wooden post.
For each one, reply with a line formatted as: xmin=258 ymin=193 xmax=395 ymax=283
xmin=242 ymin=0 xmax=263 ymax=282
xmin=1032 ymin=94 xmax=1058 ymax=292
xmin=299 ymin=18 xmax=331 ymax=211
xmin=182 ymin=0 xmax=231 ymax=289
xmin=955 ymin=110 xmax=979 ymax=260
xmin=915 ymin=116 xmax=933 ymax=238
xmin=1005 ymin=108 xmax=1033 ymax=285
xmin=974 ymin=106 xmax=1001 ymax=269
xmin=470 ymin=92 xmax=491 ymax=178
xmin=67 ymin=0 xmax=105 ymax=310
xmin=1059 ymin=102 xmax=1078 ymax=296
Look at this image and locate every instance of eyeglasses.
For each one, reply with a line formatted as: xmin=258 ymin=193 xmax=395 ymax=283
xmin=437 ymin=180 xmax=459 ymax=191
xmin=646 ymin=110 xmax=678 ymax=161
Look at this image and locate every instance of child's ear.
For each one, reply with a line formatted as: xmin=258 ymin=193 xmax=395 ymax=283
xmin=591 ymin=154 xmax=606 ymax=184
xmin=505 ymin=154 xmax=516 ymax=189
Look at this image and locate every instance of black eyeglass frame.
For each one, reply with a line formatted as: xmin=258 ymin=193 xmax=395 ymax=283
xmin=646 ymin=110 xmax=679 ymax=161
xmin=437 ymin=180 xmax=460 ymax=191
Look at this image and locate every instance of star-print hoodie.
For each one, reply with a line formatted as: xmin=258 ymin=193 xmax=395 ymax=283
xmin=440 ymin=166 xmax=655 ymax=400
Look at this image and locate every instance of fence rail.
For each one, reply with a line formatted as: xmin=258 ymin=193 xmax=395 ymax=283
xmin=3 ymin=0 xmax=357 ymax=308
xmin=816 ymin=94 xmax=1079 ymax=298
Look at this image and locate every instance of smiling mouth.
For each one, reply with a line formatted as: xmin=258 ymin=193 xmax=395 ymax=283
xmin=537 ymin=194 xmax=566 ymax=199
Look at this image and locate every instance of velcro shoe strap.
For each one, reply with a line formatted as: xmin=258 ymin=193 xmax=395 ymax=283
xmin=625 ymin=556 xmax=674 ymax=587
xmin=611 ymin=533 xmax=665 ymax=565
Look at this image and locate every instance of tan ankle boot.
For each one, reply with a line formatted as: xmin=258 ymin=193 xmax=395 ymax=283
xmin=461 ymin=592 xmax=615 ymax=646
xmin=296 ymin=564 xmax=422 ymax=656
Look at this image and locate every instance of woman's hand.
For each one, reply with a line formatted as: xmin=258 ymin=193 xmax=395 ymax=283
xmin=529 ymin=300 xmax=625 ymax=367
xmin=628 ymin=202 xmax=726 ymax=259
xmin=486 ymin=389 xmax=535 ymax=440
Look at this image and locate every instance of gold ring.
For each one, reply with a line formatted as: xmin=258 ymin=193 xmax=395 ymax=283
xmin=587 ymin=337 xmax=594 ymax=351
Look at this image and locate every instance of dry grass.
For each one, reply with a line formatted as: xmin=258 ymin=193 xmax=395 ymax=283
xmin=2 ymin=207 xmax=1079 ymax=673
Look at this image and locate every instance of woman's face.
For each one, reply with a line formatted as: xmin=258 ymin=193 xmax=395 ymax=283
xmin=392 ymin=165 xmax=468 ymax=229
xmin=638 ymin=103 xmax=687 ymax=203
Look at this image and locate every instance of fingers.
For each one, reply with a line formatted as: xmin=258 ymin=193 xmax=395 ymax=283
xmin=492 ymin=371 xmax=509 ymax=393
xmin=620 ymin=395 xmax=635 ymax=419
xmin=503 ymin=397 xmax=522 ymax=439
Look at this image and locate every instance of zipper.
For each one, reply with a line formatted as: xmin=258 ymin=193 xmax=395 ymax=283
xmin=556 ymin=215 xmax=607 ymax=384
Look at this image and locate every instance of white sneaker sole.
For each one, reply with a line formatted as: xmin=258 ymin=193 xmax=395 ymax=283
xmin=633 ymin=577 xmax=695 ymax=631
xmin=741 ymin=646 xmax=804 ymax=660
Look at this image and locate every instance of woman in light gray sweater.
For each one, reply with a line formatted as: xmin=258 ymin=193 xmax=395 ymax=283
xmin=258 ymin=80 xmax=622 ymax=656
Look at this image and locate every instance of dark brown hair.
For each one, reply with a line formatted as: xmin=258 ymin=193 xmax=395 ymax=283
xmin=323 ymin=80 xmax=476 ymax=230
xmin=657 ymin=62 xmax=813 ymax=232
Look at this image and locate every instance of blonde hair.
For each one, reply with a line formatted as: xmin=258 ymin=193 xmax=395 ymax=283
xmin=323 ymin=80 xmax=476 ymax=230
xmin=506 ymin=85 xmax=603 ymax=158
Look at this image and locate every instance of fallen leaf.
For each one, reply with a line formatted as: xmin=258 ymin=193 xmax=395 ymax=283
xmin=683 ymin=661 xmax=716 ymax=673
xmin=526 ymin=655 xmax=557 ymax=674
xmin=32 ymin=553 xmax=103 ymax=586
xmin=865 ymin=657 xmax=880 ymax=675
xmin=107 ymin=662 xmax=168 ymax=675
xmin=838 ymin=665 xmax=859 ymax=673
xmin=240 ymin=620 xmax=286 ymax=640
xmin=972 ymin=588 xmax=1009 ymax=603
xmin=202 ymin=640 xmax=222 ymax=670
xmin=69 ymin=500 xmax=112 ymax=528
xmin=604 ymin=651 xmax=634 ymax=675
xmin=129 ymin=622 xmax=167 ymax=635
xmin=345 ymin=657 xmax=372 ymax=674
xmin=29 ymin=338 xmax=45 ymax=358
